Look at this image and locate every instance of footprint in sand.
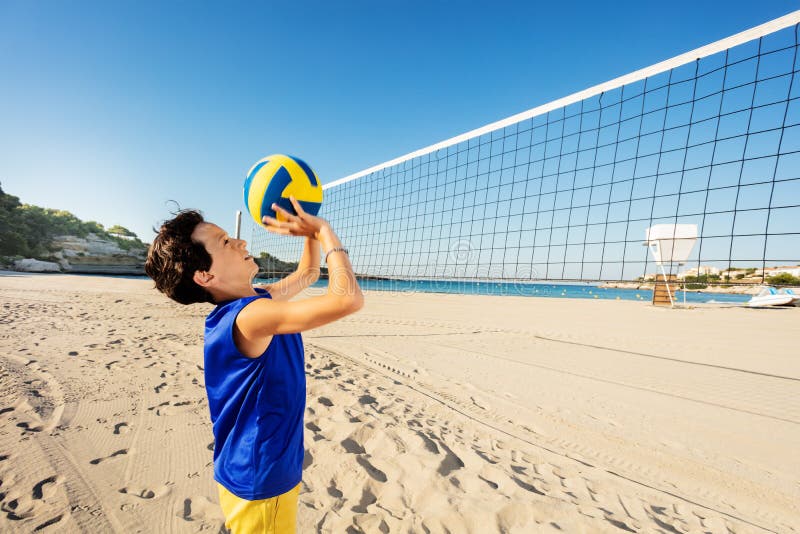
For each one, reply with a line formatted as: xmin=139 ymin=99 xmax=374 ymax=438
xmin=1 ymin=494 xmax=38 ymax=520
xmin=179 ymin=496 xmax=224 ymax=523
xmin=148 ymin=399 xmax=196 ymax=416
xmin=16 ymin=421 xmax=46 ymax=433
xmin=32 ymin=475 xmax=65 ymax=500
xmin=32 ymin=512 xmax=68 ymax=532
xmin=90 ymin=448 xmax=130 ymax=465
xmin=305 ymin=421 xmax=322 ymax=433
xmin=327 ymin=484 xmax=343 ymax=499
xmin=358 ymin=394 xmax=377 ymax=405
xmin=351 ymin=485 xmax=378 ymax=514
xmin=148 ymin=401 xmax=170 ymax=412
xmin=436 ymin=442 xmax=465 ymax=477
xmin=119 ymin=483 xmax=172 ymax=500
xmin=476 ymin=464 xmax=513 ymax=494
xmin=340 ymin=438 xmax=366 ymax=455
xmin=113 ymin=422 xmax=130 ymax=434
xmin=343 ymin=423 xmax=397 ymax=456
xmin=415 ymin=430 xmax=440 ymax=455
xmin=473 ymin=448 xmax=501 ymax=465
xmin=355 ymin=456 xmax=388 ymax=483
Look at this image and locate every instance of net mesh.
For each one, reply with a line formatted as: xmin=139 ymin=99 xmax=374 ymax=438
xmin=249 ymin=23 xmax=800 ymax=287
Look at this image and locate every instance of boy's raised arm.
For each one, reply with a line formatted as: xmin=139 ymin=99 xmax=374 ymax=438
xmin=259 ymin=237 xmax=321 ymax=301
xmin=237 ymin=199 xmax=363 ymax=337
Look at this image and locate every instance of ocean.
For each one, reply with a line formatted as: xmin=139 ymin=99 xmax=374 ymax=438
xmin=254 ymin=277 xmax=751 ymax=304
xmin=54 ymin=273 xmax=750 ymax=304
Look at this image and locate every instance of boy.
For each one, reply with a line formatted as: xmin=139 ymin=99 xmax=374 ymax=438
xmin=145 ymin=196 xmax=363 ymax=533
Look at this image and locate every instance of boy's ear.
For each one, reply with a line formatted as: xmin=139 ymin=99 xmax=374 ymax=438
xmin=193 ymin=270 xmax=214 ymax=288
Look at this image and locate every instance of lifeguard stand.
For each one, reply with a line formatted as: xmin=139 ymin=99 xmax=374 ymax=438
xmin=644 ymin=224 xmax=698 ymax=307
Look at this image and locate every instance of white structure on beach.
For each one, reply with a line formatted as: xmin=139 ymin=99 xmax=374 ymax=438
xmin=644 ymin=224 xmax=698 ymax=306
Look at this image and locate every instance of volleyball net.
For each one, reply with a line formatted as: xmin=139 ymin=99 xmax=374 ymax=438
xmin=250 ymin=12 xmax=800 ymax=287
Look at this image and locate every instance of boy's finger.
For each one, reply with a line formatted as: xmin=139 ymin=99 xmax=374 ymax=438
xmin=262 ymin=217 xmax=291 ymax=230
xmin=289 ymin=196 xmax=306 ymax=215
xmin=271 ymin=203 xmax=296 ymax=219
xmin=265 ymin=225 xmax=291 ymax=235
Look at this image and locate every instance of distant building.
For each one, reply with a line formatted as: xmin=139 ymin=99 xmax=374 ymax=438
xmin=756 ymin=266 xmax=800 ymax=277
xmin=677 ymin=266 xmax=721 ymax=279
xmin=640 ymin=264 xmax=800 ymax=282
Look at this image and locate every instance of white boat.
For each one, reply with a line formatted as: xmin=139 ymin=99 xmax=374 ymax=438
xmin=777 ymin=288 xmax=800 ymax=306
xmin=747 ymin=287 xmax=795 ymax=307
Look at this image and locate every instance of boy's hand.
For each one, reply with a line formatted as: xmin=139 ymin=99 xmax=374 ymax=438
xmin=262 ymin=196 xmax=330 ymax=240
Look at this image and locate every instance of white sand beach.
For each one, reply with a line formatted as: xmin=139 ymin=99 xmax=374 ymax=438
xmin=0 ymin=273 xmax=798 ymax=533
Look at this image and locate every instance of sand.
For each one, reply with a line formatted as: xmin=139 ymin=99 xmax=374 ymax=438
xmin=0 ymin=272 xmax=797 ymax=533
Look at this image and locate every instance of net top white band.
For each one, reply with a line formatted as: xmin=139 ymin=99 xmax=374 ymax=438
xmin=324 ymin=10 xmax=800 ymax=190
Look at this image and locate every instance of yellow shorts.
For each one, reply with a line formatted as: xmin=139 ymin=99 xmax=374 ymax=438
xmin=217 ymin=483 xmax=300 ymax=534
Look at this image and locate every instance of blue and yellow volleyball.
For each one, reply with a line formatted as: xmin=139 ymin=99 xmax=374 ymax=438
xmin=243 ymin=154 xmax=323 ymax=226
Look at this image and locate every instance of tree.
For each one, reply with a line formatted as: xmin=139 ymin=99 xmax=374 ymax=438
xmin=108 ymin=225 xmax=137 ymax=238
xmin=766 ymin=273 xmax=800 ymax=286
xmin=0 ymin=184 xmax=40 ymax=256
xmin=0 ymin=183 xmax=146 ymax=258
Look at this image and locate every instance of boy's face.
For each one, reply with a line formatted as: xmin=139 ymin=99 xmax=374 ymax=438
xmin=191 ymin=222 xmax=258 ymax=286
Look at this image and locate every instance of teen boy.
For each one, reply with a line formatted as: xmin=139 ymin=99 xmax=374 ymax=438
xmin=145 ymin=196 xmax=363 ymax=533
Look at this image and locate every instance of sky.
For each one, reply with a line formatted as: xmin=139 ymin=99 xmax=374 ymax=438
xmin=0 ymin=1 xmax=798 ymax=245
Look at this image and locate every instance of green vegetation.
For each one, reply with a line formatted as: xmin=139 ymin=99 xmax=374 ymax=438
xmin=107 ymin=225 xmax=137 ymax=238
xmin=766 ymin=273 xmax=800 ymax=286
xmin=255 ymin=251 xmax=298 ymax=275
xmin=683 ymin=274 xmax=715 ymax=285
xmin=684 ymin=282 xmax=708 ymax=290
xmin=682 ymin=273 xmax=723 ymax=290
xmin=721 ymin=266 xmax=759 ymax=275
xmin=254 ymin=251 xmax=331 ymax=278
xmin=0 ymin=184 xmax=146 ymax=259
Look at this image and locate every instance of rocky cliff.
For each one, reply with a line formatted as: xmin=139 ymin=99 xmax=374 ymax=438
xmin=12 ymin=234 xmax=147 ymax=275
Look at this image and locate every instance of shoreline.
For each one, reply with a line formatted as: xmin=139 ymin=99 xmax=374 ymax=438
xmin=598 ymin=280 xmax=764 ymax=295
xmin=2 ymin=271 xmax=754 ymax=303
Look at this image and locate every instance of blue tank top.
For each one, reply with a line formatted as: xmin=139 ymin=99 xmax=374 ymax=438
xmin=204 ymin=288 xmax=306 ymax=500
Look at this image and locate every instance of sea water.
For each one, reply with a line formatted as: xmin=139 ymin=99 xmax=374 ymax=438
xmin=72 ymin=273 xmax=749 ymax=304
xmin=255 ymin=277 xmax=751 ymax=304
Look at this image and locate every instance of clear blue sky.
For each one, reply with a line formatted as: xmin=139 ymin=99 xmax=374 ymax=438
xmin=0 ymin=1 xmax=796 ymax=243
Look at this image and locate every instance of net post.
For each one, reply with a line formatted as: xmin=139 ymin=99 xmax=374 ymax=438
xmin=234 ymin=210 xmax=242 ymax=240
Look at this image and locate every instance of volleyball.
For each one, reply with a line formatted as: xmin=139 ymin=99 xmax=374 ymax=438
xmin=243 ymin=154 xmax=323 ymax=226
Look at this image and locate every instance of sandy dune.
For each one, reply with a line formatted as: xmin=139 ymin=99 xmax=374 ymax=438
xmin=0 ymin=273 xmax=797 ymax=533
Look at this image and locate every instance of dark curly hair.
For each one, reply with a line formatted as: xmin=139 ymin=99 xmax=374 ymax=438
xmin=145 ymin=210 xmax=214 ymax=305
